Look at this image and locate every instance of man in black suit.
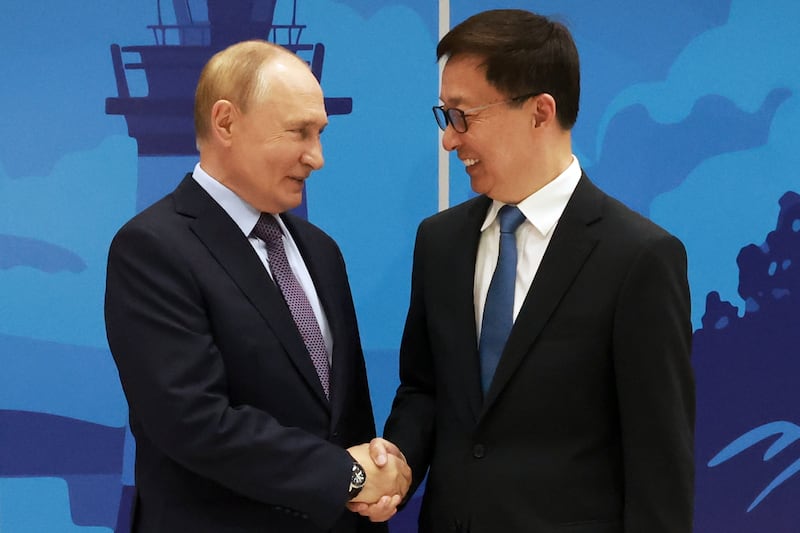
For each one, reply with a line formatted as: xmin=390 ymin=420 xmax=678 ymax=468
xmin=105 ymin=40 xmax=409 ymax=532
xmin=369 ymin=9 xmax=694 ymax=532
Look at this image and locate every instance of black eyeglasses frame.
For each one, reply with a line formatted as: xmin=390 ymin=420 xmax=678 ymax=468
xmin=432 ymin=92 xmax=541 ymax=133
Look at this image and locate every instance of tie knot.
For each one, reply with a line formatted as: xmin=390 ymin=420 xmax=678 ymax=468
xmin=252 ymin=213 xmax=283 ymax=245
xmin=497 ymin=205 xmax=526 ymax=234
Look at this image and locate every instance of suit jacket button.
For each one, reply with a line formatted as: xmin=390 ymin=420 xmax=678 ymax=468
xmin=472 ymin=444 xmax=485 ymax=458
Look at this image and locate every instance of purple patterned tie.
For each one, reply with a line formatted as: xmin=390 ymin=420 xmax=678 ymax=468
xmin=252 ymin=214 xmax=330 ymax=399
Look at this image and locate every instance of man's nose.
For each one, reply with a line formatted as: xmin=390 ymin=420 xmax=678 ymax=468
xmin=441 ymin=125 xmax=460 ymax=152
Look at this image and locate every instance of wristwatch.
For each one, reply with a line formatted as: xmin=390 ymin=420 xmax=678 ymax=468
xmin=348 ymin=461 xmax=366 ymax=499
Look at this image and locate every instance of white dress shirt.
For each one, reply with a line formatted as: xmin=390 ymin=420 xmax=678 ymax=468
xmin=474 ymin=156 xmax=582 ymax=340
xmin=191 ymin=163 xmax=333 ymax=362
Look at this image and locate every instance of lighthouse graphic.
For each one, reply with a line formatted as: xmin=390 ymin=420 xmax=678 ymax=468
xmin=106 ymin=0 xmax=352 ymax=217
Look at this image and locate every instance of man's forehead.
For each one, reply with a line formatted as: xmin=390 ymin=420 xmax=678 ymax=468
xmin=440 ymin=56 xmax=492 ymax=105
xmin=279 ymin=101 xmax=328 ymax=125
xmin=440 ymin=83 xmax=490 ymax=107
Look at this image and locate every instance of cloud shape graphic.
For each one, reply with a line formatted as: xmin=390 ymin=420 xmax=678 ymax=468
xmin=594 ymin=0 xmax=800 ymax=327
xmin=0 ymin=135 xmax=137 ymax=346
xmin=0 ymin=234 xmax=86 ymax=273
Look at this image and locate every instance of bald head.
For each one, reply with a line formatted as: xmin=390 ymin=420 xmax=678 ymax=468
xmin=194 ymin=40 xmax=312 ymax=144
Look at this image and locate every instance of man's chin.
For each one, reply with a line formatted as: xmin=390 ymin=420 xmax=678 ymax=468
xmin=469 ymin=176 xmax=489 ymax=197
xmin=284 ymin=193 xmax=305 ymax=212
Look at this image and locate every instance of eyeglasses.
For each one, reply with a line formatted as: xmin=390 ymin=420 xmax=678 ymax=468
xmin=432 ymin=92 xmax=540 ymax=133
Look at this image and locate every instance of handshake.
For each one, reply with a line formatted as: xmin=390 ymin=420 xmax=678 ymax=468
xmin=346 ymin=438 xmax=412 ymax=522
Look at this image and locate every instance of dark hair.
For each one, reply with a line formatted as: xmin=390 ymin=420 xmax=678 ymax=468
xmin=437 ymin=9 xmax=580 ymax=129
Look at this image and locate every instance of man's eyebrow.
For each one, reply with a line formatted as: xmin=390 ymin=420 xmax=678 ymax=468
xmin=285 ymin=119 xmax=326 ymax=130
xmin=439 ymin=96 xmax=465 ymax=107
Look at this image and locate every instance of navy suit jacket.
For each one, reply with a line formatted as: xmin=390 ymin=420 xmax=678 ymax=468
xmin=105 ymin=175 xmax=385 ymax=533
xmin=385 ymin=175 xmax=695 ymax=533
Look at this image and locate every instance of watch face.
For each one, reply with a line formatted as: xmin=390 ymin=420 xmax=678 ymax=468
xmin=352 ymin=462 xmax=366 ymax=488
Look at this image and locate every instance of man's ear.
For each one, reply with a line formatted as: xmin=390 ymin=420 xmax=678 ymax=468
xmin=530 ymin=93 xmax=557 ymax=128
xmin=210 ymin=99 xmax=236 ymax=145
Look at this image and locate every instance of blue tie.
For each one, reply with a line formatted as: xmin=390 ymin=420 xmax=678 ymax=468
xmin=479 ymin=205 xmax=526 ymax=394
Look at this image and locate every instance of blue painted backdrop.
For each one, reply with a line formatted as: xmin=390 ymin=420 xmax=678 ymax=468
xmin=1 ymin=1 xmax=798 ymax=531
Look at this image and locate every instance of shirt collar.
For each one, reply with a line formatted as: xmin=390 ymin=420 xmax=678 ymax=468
xmin=481 ymin=155 xmax=582 ymax=237
xmin=191 ymin=163 xmax=286 ymax=237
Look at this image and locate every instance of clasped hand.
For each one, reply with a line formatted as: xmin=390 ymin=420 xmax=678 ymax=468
xmin=346 ymin=438 xmax=411 ymax=522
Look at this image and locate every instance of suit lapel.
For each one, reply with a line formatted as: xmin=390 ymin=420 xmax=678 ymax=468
xmin=481 ymin=175 xmax=604 ymax=412
xmin=173 ymin=177 xmax=330 ymax=408
xmin=448 ymin=197 xmax=492 ymax=423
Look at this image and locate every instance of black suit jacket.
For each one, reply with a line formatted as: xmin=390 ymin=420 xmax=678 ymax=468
xmin=105 ymin=175 xmax=386 ymax=533
xmin=384 ymin=175 xmax=695 ymax=532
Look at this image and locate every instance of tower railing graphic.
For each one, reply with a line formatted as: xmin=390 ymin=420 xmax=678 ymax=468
xmin=106 ymin=0 xmax=352 ymax=214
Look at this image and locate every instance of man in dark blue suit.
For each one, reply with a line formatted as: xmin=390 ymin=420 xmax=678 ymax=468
xmin=105 ymin=40 xmax=409 ymax=532
xmin=366 ymin=9 xmax=695 ymax=533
